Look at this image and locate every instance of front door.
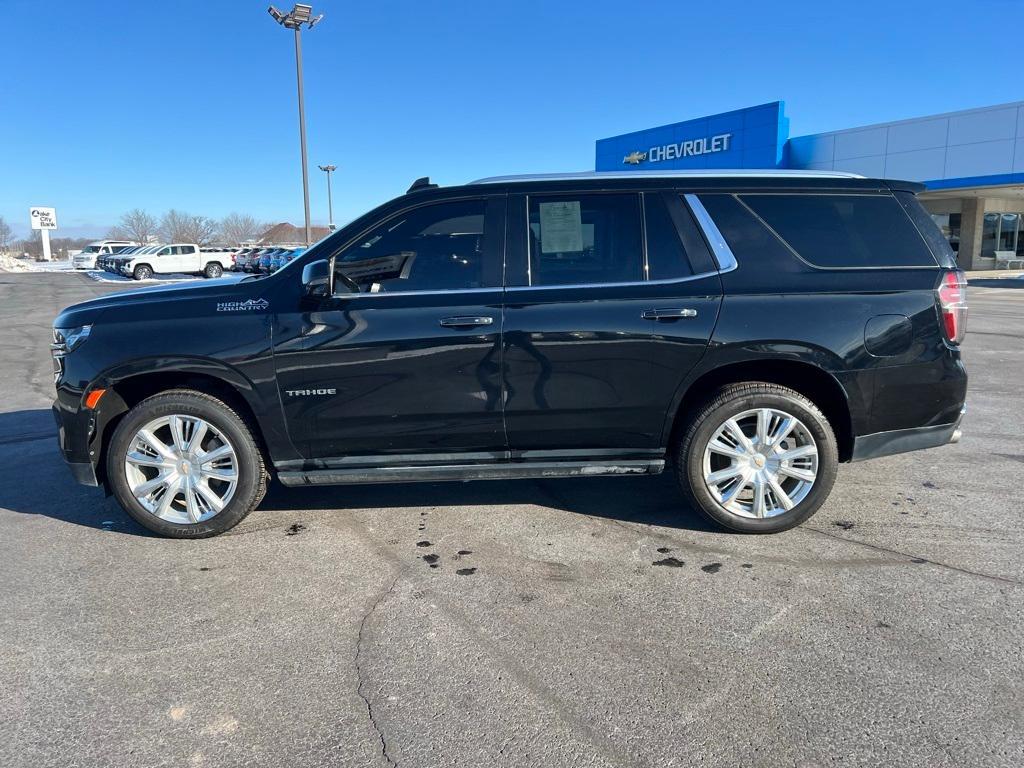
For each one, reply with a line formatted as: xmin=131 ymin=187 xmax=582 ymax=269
xmin=274 ymin=195 xmax=507 ymax=461
xmin=502 ymin=190 xmax=723 ymax=454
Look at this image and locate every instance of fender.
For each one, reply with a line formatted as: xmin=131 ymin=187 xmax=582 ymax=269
xmin=658 ymin=340 xmax=861 ymax=449
xmin=92 ymin=355 xmax=303 ymax=466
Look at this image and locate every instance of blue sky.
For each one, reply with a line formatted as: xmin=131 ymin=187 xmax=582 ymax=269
xmin=2 ymin=0 xmax=1021 ymax=239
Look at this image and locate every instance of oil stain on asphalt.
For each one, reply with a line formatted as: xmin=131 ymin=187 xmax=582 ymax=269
xmin=652 ymin=557 xmax=685 ymax=568
xmin=701 ymin=563 xmax=723 ymax=574
xmin=285 ymin=523 xmax=306 ymax=536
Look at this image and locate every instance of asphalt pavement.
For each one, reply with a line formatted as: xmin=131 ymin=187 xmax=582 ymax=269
xmin=0 ymin=271 xmax=1021 ymax=767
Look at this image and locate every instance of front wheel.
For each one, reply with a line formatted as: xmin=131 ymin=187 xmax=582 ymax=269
xmin=133 ymin=264 xmax=153 ymax=280
xmin=675 ymin=383 xmax=838 ymax=533
xmin=107 ymin=390 xmax=267 ymax=538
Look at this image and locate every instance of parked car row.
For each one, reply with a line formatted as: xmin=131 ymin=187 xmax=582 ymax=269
xmin=73 ymin=240 xmax=307 ymax=279
xmin=95 ymin=244 xmax=237 ymax=280
xmin=232 ymin=246 xmax=305 ymax=274
xmin=73 ymin=240 xmax=140 ymax=270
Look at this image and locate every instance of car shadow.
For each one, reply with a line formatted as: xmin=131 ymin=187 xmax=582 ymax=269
xmin=258 ymin=472 xmax=717 ymax=532
xmin=0 ymin=408 xmax=716 ymax=536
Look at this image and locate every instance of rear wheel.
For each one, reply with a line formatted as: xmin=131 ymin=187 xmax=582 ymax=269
xmin=204 ymin=262 xmax=223 ymax=279
xmin=675 ymin=383 xmax=838 ymax=533
xmin=107 ymin=390 xmax=267 ymax=538
xmin=133 ymin=264 xmax=153 ymax=280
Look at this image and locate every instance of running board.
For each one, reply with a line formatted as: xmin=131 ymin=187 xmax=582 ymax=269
xmin=277 ymin=459 xmax=665 ymax=487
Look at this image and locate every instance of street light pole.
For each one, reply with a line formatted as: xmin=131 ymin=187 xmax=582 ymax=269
xmin=318 ymin=164 xmax=336 ymax=230
xmin=268 ymin=4 xmax=324 ymax=246
xmin=293 ymin=27 xmax=311 ymax=246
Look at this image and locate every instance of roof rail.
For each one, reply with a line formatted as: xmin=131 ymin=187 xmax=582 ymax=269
xmin=469 ymin=169 xmax=866 ymax=184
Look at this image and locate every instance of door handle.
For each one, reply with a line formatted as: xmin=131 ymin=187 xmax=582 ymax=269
xmin=641 ymin=308 xmax=697 ymax=320
xmin=439 ymin=315 xmax=494 ymax=328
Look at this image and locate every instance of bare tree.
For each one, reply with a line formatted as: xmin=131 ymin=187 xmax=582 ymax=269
xmin=0 ymin=216 xmax=12 ymax=252
xmin=218 ymin=212 xmax=265 ymax=245
xmin=159 ymin=210 xmax=218 ymax=245
xmin=108 ymin=208 xmax=157 ymax=244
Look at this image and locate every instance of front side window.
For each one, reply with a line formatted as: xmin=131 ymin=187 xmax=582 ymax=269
xmin=334 ymin=199 xmax=489 ymax=293
xmin=527 ymin=193 xmax=642 ymax=286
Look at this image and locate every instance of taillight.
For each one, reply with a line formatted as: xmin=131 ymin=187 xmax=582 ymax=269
xmin=936 ymin=270 xmax=967 ymax=345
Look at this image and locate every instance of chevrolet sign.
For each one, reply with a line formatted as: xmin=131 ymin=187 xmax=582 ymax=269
xmin=623 ymin=132 xmax=733 ymax=165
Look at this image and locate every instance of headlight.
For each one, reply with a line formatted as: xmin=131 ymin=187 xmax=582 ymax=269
xmin=51 ymin=325 xmax=92 ymax=357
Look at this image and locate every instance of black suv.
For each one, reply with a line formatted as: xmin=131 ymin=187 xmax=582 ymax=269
xmin=52 ymin=171 xmax=968 ymax=538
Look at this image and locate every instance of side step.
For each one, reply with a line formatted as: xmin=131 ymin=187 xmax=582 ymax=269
xmin=278 ymin=459 xmax=665 ymax=487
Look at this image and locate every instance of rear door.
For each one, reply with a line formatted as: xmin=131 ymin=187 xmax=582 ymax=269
xmin=273 ymin=194 xmax=507 ymax=460
xmin=502 ymin=190 xmax=723 ymax=454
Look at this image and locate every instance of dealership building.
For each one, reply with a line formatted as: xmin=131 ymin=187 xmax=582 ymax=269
xmin=596 ymin=100 xmax=1024 ymax=270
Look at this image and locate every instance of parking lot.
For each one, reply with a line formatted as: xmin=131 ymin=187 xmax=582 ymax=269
xmin=0 ymin=271 xmax=1021 ymax=767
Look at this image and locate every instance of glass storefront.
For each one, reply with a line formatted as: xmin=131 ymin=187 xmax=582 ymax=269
xmin=980 ymin=211 xmax=1024 ymax=256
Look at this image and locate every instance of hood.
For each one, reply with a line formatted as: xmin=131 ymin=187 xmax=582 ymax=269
xmin=54 ymin=276 xmax=265 ymax=328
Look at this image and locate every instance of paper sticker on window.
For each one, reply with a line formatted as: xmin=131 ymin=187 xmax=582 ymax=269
xmin=539 ymin=201 xmax=583 ymax=254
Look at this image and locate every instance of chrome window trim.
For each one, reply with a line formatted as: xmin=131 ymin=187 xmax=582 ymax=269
xmin=504 ymin=270 xmax=720 ymax=293
xmin=329 ymin=271 xmax=723 ymax=298
xmin=684 ymin=193 xmax=738 ymax=273
xmin=331 ymin=286 xmax=502 ymax=299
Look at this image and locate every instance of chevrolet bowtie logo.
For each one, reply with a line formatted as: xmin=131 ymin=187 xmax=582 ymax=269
xmin=623 ymin=151 xmax=647 ymax=165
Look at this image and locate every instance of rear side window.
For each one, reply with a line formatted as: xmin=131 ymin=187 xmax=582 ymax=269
xmin=740 ymin=194 xmax=937 ymax=268
xmin=894 ymin=191 xmax=958 ymax=269
xmin=643 ymin=193 xmax=693 ymax=280
xmin=528 ymin=193 xmax=642 ymax=286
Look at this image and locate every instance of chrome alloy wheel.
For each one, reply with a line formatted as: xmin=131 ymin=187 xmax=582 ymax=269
xmin=701 ymin=408 xmax=819 ymax=519
xmin=123 ymin=415 xmax=238 ymax=524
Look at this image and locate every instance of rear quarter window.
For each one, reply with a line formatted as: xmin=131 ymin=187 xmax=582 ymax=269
xmin=739 ymin=193 xmax=937 ymax=268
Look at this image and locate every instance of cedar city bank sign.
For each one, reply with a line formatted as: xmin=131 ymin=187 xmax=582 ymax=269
xmin=623 ymin=133 xmax=732 ymax=165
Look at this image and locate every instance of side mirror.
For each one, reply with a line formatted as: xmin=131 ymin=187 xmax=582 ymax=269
xmin=301 ymin=259 xmax=331 ymax=298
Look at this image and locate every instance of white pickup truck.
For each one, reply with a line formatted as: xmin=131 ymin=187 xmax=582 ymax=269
xmin=120 ymin=244 xmax=232 ymax=280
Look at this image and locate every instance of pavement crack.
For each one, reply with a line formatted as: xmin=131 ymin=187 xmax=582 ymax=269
xmin=355 ymin=572 xmax=401 ymax=767
xmin=805 ymin=525 xmax=1022 ymax=586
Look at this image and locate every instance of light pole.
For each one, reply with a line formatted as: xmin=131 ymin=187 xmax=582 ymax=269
xmin=318 ymin=164 xmax=337 ymax=230
xmin=268 ymin=4 xmax=324 ymax=246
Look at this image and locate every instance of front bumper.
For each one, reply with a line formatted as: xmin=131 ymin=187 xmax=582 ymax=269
xmin=851 ymin=407 xmax=965 ymax=462
xmin=52 ymin=401 xmax=100 ymax=487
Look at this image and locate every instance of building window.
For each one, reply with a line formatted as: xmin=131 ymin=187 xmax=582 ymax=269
xmin=981 ymin=211 xmax=1024 ymax=257
xmin=998 ymin=213 xmax=1020 ymax=254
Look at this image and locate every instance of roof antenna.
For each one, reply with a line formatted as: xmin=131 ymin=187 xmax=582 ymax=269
xmin=407 ymin=176 xmax=438 ymax=193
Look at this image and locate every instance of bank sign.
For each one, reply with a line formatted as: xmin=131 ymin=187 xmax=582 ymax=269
xmin=624 ymin=133 xmax=732 ymax=165
xmin=595 ymin=101 xmax=789 ymax=172
xmin=30 ymin=206 xmax=58 ymax=230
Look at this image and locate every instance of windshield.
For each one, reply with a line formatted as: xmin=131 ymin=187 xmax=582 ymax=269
xmin=82 ymin=245 xmax=101 ymax=253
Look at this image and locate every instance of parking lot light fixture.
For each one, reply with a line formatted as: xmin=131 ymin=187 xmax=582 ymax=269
xmin=318 ymin=164 xmax=337 ymax=230
xmin=267 ymin=3 xmax=323 ymax=246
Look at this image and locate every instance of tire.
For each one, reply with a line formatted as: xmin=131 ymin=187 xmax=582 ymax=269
xmin=133 ymin=264 xmax=153 ymax=280
xmin=204 ymin=262 xmax=223 ymax=279
xmin=675 ymin=382 xmax=838 ymax=533
xmin=106 ymin=390 xmax=267 ymax=538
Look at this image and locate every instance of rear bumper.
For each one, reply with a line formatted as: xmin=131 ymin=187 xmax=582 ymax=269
xmin=851 ymin=407 xmax=965 ymax=462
